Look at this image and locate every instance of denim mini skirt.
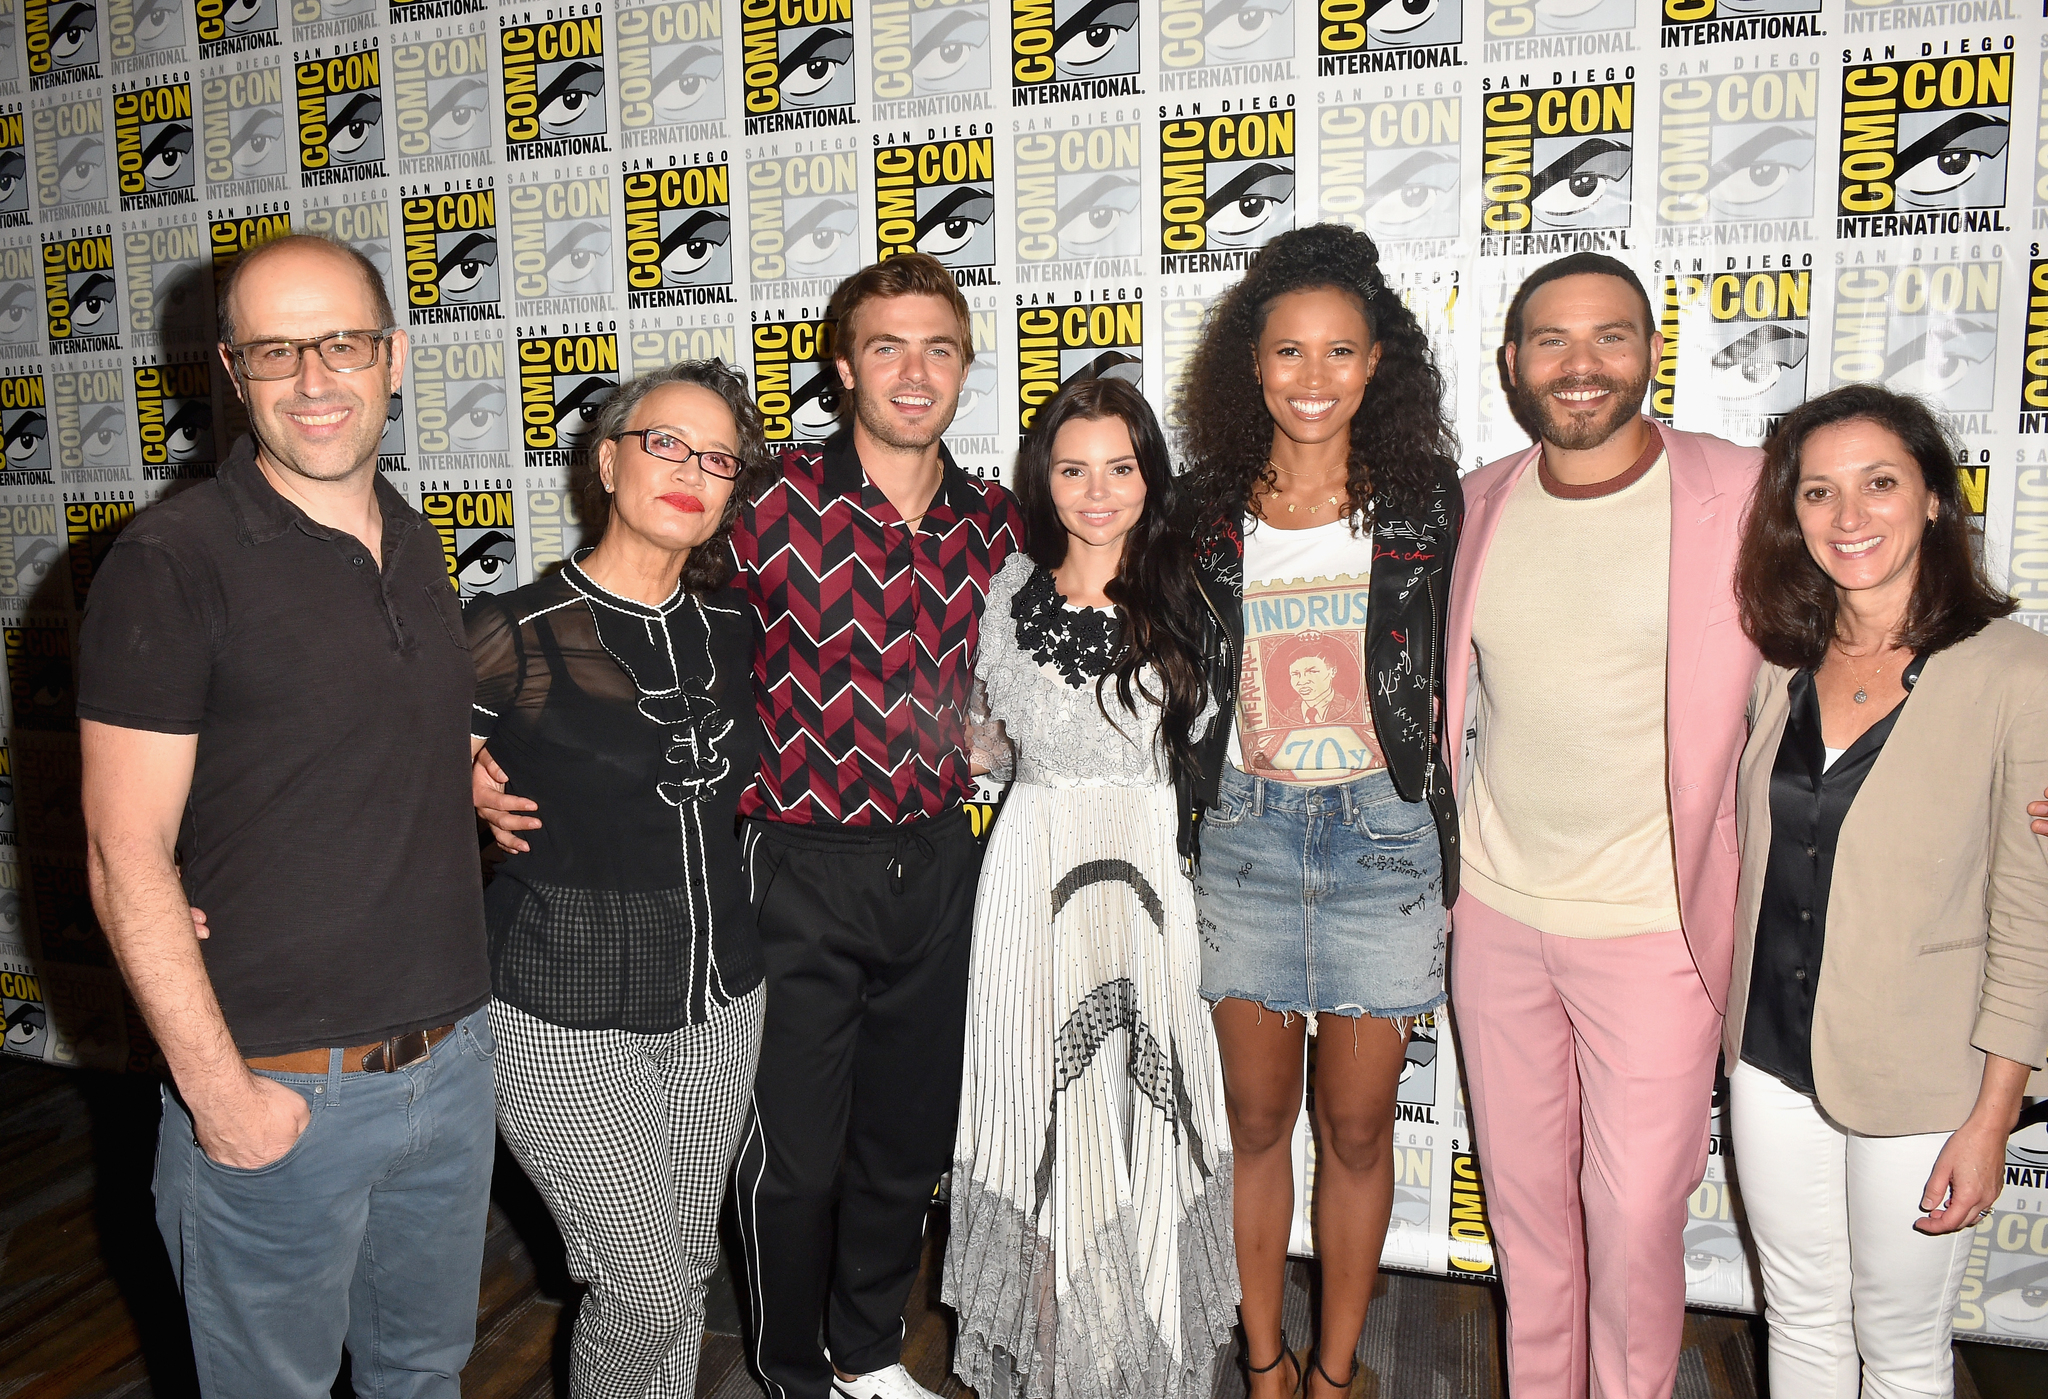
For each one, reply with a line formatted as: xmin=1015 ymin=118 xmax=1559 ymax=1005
xmin=1193 ymin=763 xmax=1446 ymax=1020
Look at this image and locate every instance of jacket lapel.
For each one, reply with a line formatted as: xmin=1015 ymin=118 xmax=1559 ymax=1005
xmin=1445 ymin=442 xmax=1538 ymax=788
xmin=1662 ymin=422 xmax=1726 ymax=735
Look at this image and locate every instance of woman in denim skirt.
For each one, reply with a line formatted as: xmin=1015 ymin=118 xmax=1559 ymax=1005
xmin=1171 ymin=225 xmax=1463 ymax=1399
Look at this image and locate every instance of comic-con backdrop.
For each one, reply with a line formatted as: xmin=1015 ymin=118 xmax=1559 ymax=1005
xmin=0 ymin=0 xmax=2045 ymax=1343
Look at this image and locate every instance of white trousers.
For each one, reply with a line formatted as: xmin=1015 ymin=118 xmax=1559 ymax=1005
xmin=1728 ymin=1060 xmax=1975 ymax=1399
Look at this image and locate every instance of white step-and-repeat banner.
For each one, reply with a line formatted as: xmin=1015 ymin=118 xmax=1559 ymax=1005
xmin=0 ymin=0 xmax=2043 ymax=1345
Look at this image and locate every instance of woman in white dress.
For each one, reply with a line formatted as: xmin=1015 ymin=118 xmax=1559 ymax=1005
xmin=944 ymin=377 xmax=1238 ymax=1399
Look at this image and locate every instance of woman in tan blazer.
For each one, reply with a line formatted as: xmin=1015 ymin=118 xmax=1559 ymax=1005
xmin=1728 ymin=382 xmax=2048 ymax=1399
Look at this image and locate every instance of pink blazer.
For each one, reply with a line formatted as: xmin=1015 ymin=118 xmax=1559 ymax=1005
xmin=1444 ymin=423 xmax=1763 ymax=1011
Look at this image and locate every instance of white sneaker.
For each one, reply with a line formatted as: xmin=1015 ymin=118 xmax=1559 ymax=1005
xmin=830 ymin=1363 xmax=942 ymax=1399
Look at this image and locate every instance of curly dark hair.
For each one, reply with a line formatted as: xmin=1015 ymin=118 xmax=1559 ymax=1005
xmin=1174 ymin=223 xmax=1457 ymax=528
xmin=580 ymin=359 xmax=777 ymax=595
xmin=1735 ymin=382 xmax=2014 ymax=669
xmin=1012 ymin=376 xmax=1208 ymax=780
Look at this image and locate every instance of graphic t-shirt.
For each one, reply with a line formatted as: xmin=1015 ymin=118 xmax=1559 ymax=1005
xmin=1226 ymin=513 xmax=1385 ymax=785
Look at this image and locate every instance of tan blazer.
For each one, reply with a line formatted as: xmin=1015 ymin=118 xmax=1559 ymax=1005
xmin=1724 ymin=618 xmax=2048 ymax=1136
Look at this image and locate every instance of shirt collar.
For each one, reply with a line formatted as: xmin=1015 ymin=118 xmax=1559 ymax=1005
xmin=817 ymin=426 xmax=971 ymax=517
xmin=218 ymin=434 xmax=419 ymax=549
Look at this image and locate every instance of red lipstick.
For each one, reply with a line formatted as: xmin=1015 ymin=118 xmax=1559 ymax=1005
xmin=659 ymin=493 xmax=704 ymax=513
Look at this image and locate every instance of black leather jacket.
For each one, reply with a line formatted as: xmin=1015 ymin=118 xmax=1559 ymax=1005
xmin=1175 ymin=466 xmax=1464 ymax=906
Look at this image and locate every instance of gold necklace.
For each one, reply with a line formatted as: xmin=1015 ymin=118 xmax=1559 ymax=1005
xmin=1265 ymin=461 xmax=1346 ymax=516
xmin=1834 ymin=640 xmax=1893 ymax=704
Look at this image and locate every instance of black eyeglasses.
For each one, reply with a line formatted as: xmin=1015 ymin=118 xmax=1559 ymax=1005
xmin=229 ymin=329 xmax=396 ymax=380
xmin=611 ymin=428 xmax=744 ymax=479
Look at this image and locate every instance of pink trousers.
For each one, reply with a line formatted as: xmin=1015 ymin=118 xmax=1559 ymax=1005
xmin=1450 ymin=891 xmax=1724 ymax=1399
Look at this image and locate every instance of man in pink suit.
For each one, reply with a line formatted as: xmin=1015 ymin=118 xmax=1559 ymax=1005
xmin=1444 ymin=253 xmax=1762 ymax=1399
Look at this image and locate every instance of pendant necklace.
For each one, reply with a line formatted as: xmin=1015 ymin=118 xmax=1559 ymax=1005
xmin=1836 ymin=641 xmax=1889 ymax=704
xmin=1267 ymin=460 xmax=1345 ymax=516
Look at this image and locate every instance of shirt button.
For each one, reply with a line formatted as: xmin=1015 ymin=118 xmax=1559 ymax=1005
xmin=352 ymin=556 xmax=366 ymax=566
xmin=1794 ymin=967 xmax=1808 ymax=981
xmin=1798 ymin=909 xmax=1811 ymax=922
xmin=1805 ymin=845 xmax=1818 ymax=858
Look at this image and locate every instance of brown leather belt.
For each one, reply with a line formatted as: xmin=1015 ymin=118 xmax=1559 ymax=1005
xmin=246 ymin=1024 xmax=457 ymax=1075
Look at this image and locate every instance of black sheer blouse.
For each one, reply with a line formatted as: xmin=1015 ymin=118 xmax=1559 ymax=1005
xmin=467 ymin=556 xmax=764 ymax=1031
xmin=1740 ymin=653 xmax=1927 ymax=1095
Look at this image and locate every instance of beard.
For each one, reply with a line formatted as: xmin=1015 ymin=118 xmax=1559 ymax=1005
xmin=1508 ymin=365 xmax=1651 ymax=452
xmin=252 ymin=380 xmax=388 ymax=483
xmin=850 ymin=377 xmax=955 ymax=451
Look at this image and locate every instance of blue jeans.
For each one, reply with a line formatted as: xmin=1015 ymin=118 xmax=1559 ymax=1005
xmin=154 ymin=1006 xmax=496 ymax=1399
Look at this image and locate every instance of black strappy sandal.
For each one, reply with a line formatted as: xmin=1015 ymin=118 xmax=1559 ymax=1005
xmin=1305 ymin=1346 xmax=1357 ymax=1396
xmin=1240 ymin=1332 xmax=1303 ymax=1395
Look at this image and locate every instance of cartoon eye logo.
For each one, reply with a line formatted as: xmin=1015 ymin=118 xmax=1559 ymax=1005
xmin=1063 ymin=350 xmax=1142 ymax=390
xmin=5 ymin=410 xmax=45 ymax=463
xmin=555 ymin=378 xmax=615 ymax=446
xmin=1882 ymin=316 xmax=1995 ymax=397
xmin=1709 ymin=325 xmax=1808 ymax=401
xmin=428 ymin=78 xmax=487 ymax=146
xmin=0 ymin=286 xmax=32 ymax=341
xmin=0 ymin=150 xmax=24 ymax=206
xmin=1895 ymin=112 xmax=2009 ymax=206
xmin=789 ymin=368 xmax=843 ymax=440
xmin=449 ymin=382 xmax=505 ymax=449
xmin=165 ymin=400 xmax=212 ymax=460
xmin=1704 ymin=126 xmax=1814 ymax=212
xmin=71 ymin=274 xmax=115 ymax=329
xmin=223 ymin=0 xmax=265 ymax=30
xmin=326 ymin=94 xmax=382 ymax=159
xmin=1205 ymin=161 xmax=1295 ymax=246
xmin=1367 ymin=0 xmax=1437 ymax=37
xmin=1057 ymin=174 xmax=1138 ymax=251
xmin=49 ymin=2 xmax=96 ymax=62
xmin=456 ymin=531 xmax=516 ymax=596
xmin=1207 ymin=0 xmax=1282 ymax=52
xmin=1360 ymin=151 xmax=1458 ymax=231
xmin=787 ymin=199 xmax=856 ymax=271
xmin=1530 ymin=138 xmax=1630 ymax=222
xmin=133 ymin=0 xmax=178 ymax=44
xmin=661 ymin=210 xmax=730 ymax=283
xmin=780 ymin=28 xmax=852 ymax=101
xmin=956 ymin=359 xmax=996 ymax=424
xmin=916 ymin=187 xmax=994 ymax=259
xmin=911 ymin=11 xmax=987 ymax=86
xmin=437 ymin=233 xmax=497 ymax=297
xmin=545 ymin=222 xmax=610 ymax=292
xmin=82 ymin=405 xmax=126 ymax=465
xmin=1052 ymin=0 xmax=1135 ymax=73
xmin=1532 ymin=0 xmax=1613 ymax=25
xmin=539 ymin=61 xmax=605 ymax=133
xmin=652 ymin=44 xmax=721 ymax=121
xmin=233 ymin=108 xmax=284 ymax=170
xmin=59 ymin=137 xmax=103 ymax=196
xmin=142 ymin=124 xmax=192 ymax=187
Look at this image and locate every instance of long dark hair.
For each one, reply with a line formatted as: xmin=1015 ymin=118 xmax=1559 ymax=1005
xmin=1175 ymin=223 xmax=1457 ymax=528
xmin=1013 ymin=377 xmax=1208 ymax=780
xmin=1735 ymin=382 xmax=2014 ymax=669
xmin=583 ymin=359 xmax=776 ymax=595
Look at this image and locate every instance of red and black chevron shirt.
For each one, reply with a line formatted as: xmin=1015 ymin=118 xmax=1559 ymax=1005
xmin=732 ymin=429 xmax=1024 ymax=827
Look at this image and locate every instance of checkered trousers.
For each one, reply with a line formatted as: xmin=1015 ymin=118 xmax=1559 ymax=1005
xmin=488 ymin=988 xmax=764 ymax=1399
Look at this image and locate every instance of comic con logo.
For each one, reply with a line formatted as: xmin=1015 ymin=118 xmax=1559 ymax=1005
xmin=2025 ymin=258 xmax=2048 ymax=433
xmin=402 ymin=187 xmax=500 ymax=324
xmin=1011 ymin=0 xmax=1140 ymax=105
xmin=1 ymin=374 xmax=48 ymax=483
xmin=1830 ymin=261 xmax=1999 ymax=416
xmin=27 ymin=0 xmax=102 ymax=89
xmin=66 ymin=500 xmax=133 ymax=605
xmin=618 ymin=0 xmax=726 ymax=141
xmin=1013 ymin=121 xmax=1141 ymax=279
xmin=741 ymin=0 xmax=854 ymax=133
xmin=411 ymin=340 xmax=507 ymax=459
xmin=518 ymin=333 xmax=618 ymax=467
xmin=1837 ymin=52 xmax=2012 ymax=237
xmin=32 ymin=96 xmax=108 ymax=210
xmin=0 ymin=504 xmax=60 ymax=612
xmin=1160 ymin=0 xmax=1293 ymax=89
xmin=134 ymin=359 xmax=213 ymax=477
xmin=296 ymin=47 xmax=384 ymax=187
xmin=201 ymin=66 xmax=289 ymax=191
xmin=1479 ymin=82 xmax=1634 ymax=252
xmin=502 ymin=17 xmax=611 ymax=162
xmin=424 ymin=489 xmax=516 ymax=599
xmin=1661 ymin=0 xmax=1820 ymax=47
xmin=506 ymin=178 xmax=613 ymax=305
xmin=195 ymin=0 xmax=279 ymax=60
xmin=1159 ymin=107 xmax=1297 ymax=275
xmin=108 ymin=0 xmax=185 ymax=63
xmin=114 ymin=79 xmax=194 ymax=209
xmin=746 ymin=151 xmax=861 ymax=291
xmin=751 ymin=318 xmax=838 ymax=443
xmin=4 ymin=623 xmax=72 ymax=731
xmin=1319 ymin=100 xmax=1459 ymax=246
xmin=1656 ymin=69 xmax=1817 ymax=236
xmin=1478 ymin=0 xmax=1632 ymax=51
xmin=0 ymin=114 xmax=25 ymax=225
xmin=43 ymin=235 xmax=119 ymax=355
xmin=624 ymin=162 xmax=733 ymax=308
xmin=0 ymin=967 xmax=43 ymax=1058
xmin=1652 ymin=269 xmax=1811 ymax=431
xmin=876 ymin=137 xmax=995 ymax=281
xmin=1015 ymin=299 xmax=1141 ymax=436
xmin=52 ymin=368 xmax=131 ymax=477
xmin=873 ymin=0 xmax=990 ymax=108
xmin=1318 ymin=0 xmax=1459 ymax=72
xmin=391 ymin=38 xmax=492 ymax=163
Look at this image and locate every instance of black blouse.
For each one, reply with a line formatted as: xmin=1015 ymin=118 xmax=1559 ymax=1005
xmin=1740 ymin=654 xmax=1927 ymax=1095
xmin=467 ymin=556 xmax=764 ymax=1031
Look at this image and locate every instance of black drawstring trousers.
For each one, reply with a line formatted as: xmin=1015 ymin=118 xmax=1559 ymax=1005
xmin=731 ymin=807 xmax=981 ymax=1399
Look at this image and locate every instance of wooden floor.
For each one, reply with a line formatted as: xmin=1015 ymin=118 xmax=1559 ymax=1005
xmin=3 ymin=1056 xmax=2041 ymax=1399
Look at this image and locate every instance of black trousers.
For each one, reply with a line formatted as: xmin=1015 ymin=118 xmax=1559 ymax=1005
xmin=732 ymin=809 xmax=980 ymax=1399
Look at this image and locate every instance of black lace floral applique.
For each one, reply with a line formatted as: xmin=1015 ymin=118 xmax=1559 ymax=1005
xmin=1013 ymin=566 xmax=1122 ymax=689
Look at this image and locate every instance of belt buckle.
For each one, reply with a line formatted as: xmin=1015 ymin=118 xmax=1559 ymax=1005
xmin=361 ymin=1030 xmax=431 ymax=1073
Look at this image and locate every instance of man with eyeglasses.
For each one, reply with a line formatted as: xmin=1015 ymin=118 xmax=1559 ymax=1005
xmin=75 ymin=233 xmax=495 ymax=1399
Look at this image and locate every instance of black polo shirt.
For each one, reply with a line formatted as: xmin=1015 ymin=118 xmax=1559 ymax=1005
xmin=76 ymin=437 xmax=489 ymax=1056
